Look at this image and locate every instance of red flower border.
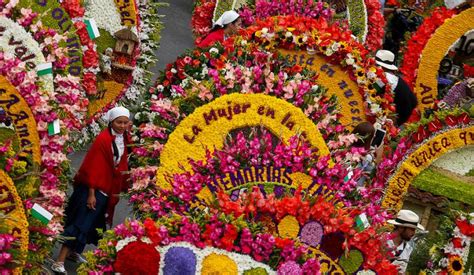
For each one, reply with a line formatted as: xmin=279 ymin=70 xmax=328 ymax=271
xmin=399 ymin=7 xmax=457 ymax=90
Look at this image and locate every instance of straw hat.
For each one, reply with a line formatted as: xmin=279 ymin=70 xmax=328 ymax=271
xmin=214 ymin=10 xmax=240 ymax=27
xmin=375 ymin=50 xmax=398 ymax=71
xmin=387 ymin=209 xmax=425 ymax=230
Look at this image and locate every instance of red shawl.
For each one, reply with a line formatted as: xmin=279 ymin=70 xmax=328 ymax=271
xmin=196 ymin=29 xmax=225 ymax=48
xmin=74 ymin=128 xmax=131 ymax=225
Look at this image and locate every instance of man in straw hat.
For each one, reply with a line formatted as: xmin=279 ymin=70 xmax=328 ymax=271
xmin=387 ymin=209 xmax=426 ymax=274
xmin=197 ymin=10 xmax=242 ymax=48
xmin=375 ymin=49 xmax=418 ymax=127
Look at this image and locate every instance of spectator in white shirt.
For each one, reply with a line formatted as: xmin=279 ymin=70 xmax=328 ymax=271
xmin=387 ymin=209 xmax=426 ymax=274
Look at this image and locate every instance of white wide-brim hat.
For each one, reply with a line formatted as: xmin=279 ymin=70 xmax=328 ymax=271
xmin=214 ymin=10 xmax=240 ymax=27
xmin=387 ymin=209 xmax=425 ymax=230
xmin=375 ymin=49 xmax=398 ymax=71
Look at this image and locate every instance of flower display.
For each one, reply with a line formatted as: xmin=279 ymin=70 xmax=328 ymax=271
xmin=410 ymin=7 xmax=474 ymax=111
xmin=0 ymin=232 xmax=20 ymax=273
xmin=70 ymin=0 xmax=167 ymax=149
xmin=1 ymin=0 xmax=166 ymax=150
xmin=0 ymin=53 xmax=70 ymax=272
xmin=215 ymin=187 xmax=397 ymax=273
xmin=78 ymin=216 xmax=322 ymax=274
xmin=399 ymin=7 xmax=457 ymax=90
xmin=0 ymin=0 xmax=166 ymax=271
xmin=237 ymin=15 xmax=394 ymax=123
xmin=375 ymin=109 xmax=473 ymax=210
xmin=422 ymin=213 xmax=474 ymax=274
xmin=192 ymin=0 xmax=384 ymax=52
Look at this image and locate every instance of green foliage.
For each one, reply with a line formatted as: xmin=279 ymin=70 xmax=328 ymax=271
xmin=412 ymin=167 xmax=474 ymax=206
xmin=407 ymin=211 xmax=459 ymax=273
xmin=213 ymin=0 xmax=235 ymax=22
xmin=96 ymin=29 xmax=116 ymax=54
xmin=244 ymin=267 xmax=269 ymax=275
xmin=466 ymin=241 xmax=474 ymax=274
xmin=347 ymin=0 xmax=367 ymax=41
xmin=339 ymin=249 xmax=363 ymax=274
xmin=466 ymin=168 xmax=474 ymax=177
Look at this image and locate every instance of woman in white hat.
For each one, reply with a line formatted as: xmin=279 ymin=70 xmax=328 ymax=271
xmin=51 ymin=106 xmax=132 ymax=273
xmin=197 ymin=10 xmax=242 ymax=48
xmin=387 ymin=209 xmax=425 ymax=274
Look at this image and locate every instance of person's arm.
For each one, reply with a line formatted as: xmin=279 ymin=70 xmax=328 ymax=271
xmin=87 ymin=187 xmax=96 ymax=210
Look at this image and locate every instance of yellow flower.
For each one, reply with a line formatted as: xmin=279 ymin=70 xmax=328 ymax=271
xmin=448 ymin=255 xmax=463 ymax=275
xmin=413 ymin=8 xmax=474 ymax=111
xmin=382 ymin=126 xmax=474 ymax=210
xmin=278 ymin=215 xmax=300 ymax=239
xmin=201 ymin=253 xmax=238 ymax=274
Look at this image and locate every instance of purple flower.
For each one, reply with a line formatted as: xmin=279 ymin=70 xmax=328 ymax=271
xmin=278 ymin=261 xmax=302 ymax=275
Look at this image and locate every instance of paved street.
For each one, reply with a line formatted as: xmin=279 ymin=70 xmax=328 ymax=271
xmin=50 ymin=1 xmax=194 ymax=273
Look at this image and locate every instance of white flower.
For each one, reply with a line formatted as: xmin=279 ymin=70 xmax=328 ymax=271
xmin=209 ymin=47 xmax=219 ymax=54
xmin=156 ymin=85 xmax=164 ymax=92
xmin=180 ymin=78 xmax=189 ymax=88
xmin=285 ymin=31 xmax=293 ymax=38
xmin=346 ymin=54 xmax=355 ymax=65
xmin=311 ymin=85 xmax=319 ymax=92
xmin=367 ymin=71 xmax=377 ymax=80
xmin=370 ymin=103 xmax=382 ymax=114
xmin=240 ymin=40 xmax=247 ymax=46
xmin=357 ymin=270 xmax=376 ymax=275
xmin=439 ymin=257 xmax=449 ymax=268
xmin=170 ymin=68 xmax=177 ymax=74
xmin=325 ymin=49 xmax=334 ymax=56
xmin=141 ymin=237 xmax=152 ymax=244
xmin=331 ymin=42 xmax=340 ymax=51
xmin=116 ymin=236 xmax=137 ymax=252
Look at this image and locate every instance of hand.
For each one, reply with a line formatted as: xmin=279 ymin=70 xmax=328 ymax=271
xmin=87 ymin=193 xmax=96 ymax=210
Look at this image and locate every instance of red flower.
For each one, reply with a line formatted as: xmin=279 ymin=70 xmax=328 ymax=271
xmin=452 ymin=237 xmax=463 ymax=248
xmin=144 ymin=218 xmax=162 ymax=244
xmin=275 ymin=237 xmax=293 ymax=249
xmin=83 ymin=49 xmax=99 ymax=68
xmin=428 ymin=118 xmax=443 ymax=132
xmin=445 ymin=115 xmax=458 ymax=127
xmin=61 ymin=0 xmax=85 ymax=18
xmin=220 ymin=224 xmax=238 ymax=251
xmin=456 ymin=219 xmax=474 ymax=236
xmin=413 ymin=125 xmax=428 ymax=143
xmin=74 ymin=21 xmax=93 ymax=48
xmin=463 ymin=64 xmax=474 ymax=77
xmin=456 ymin=113 xmax=470 ymax=125
xmin=83 ymin=72 xmax=97 ymax=95
xmin=113 ymin=241 xmax=161 ymax=274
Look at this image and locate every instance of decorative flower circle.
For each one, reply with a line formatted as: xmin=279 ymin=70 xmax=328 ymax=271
xmin=113 ymin=240 xmax=161 ymax=274
xmin=201 ymin=253 xmax=238 ymax=274
xmin=339 ymin=249 xmax=364 ymax=274
xmin=300 ymin=221 xmax=324 ymax=247
xmin=277 ymin=215 xmax=300 ymax=239
xmin=163 ymin=247 xmax=197 ymax=274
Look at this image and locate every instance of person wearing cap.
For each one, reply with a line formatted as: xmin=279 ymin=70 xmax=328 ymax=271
xmin=387 ymin=209 xmax=425 ymax=274
xmin=375 ymin=49 xmax=418 ymax=127
xmin=51 ymin=106 xmax=132 ymax=274
xmin=196 ymin=10 xmax=242 ymax=48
